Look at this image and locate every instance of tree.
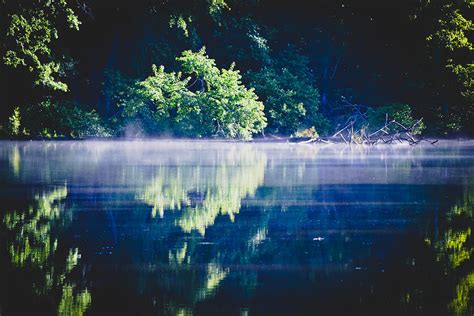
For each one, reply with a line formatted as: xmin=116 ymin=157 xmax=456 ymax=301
xmin=120 ymin=48 xmax=267 ymax=139
xmin=247 ymin=46 xmax=329 ymax=135
xmin=1 ymin=0 xmax=81 ymax=91
xmin=422 ymin=0 xmax=473 ymax=132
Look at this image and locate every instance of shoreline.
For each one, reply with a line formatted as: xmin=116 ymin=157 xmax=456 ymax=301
xmin=0 ymin=137 xmax=472 ymax=144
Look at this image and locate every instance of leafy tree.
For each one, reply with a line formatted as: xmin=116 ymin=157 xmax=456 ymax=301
xmin=120 ymin=48 xmax=266 ymax=139
xmin=0 ymin=0 xmax=472 ymax=138
xmin=248 ymin=46 xmax=329 ymax=135
xmin=426 ymin=0 xmax=472 ymax=92
xmin=1 ymin=0 xmax=81 ymax=91
xmin=420 ymin=0 xmax=473 ymax=132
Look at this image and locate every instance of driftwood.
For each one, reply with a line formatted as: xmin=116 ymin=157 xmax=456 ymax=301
xmin=301 ymin=118 xmax=438 ymax=145
xmin=300 ymin=100 xmax=438 ymax=145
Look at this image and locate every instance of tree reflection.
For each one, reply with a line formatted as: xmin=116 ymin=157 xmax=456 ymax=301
xmin=4 ymin=141 xmax=472 ymax=314
xmin=140 ymin=145 xmax=267 ymax=235
xmin=426 ymin=185 xmax=474 ymax=315
xmin=2 ymin=186 xmax=91 ymax=315
xmin=135 ymin=145 xmax=268 ymax=310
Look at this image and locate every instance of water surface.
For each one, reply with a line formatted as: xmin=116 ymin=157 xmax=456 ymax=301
xmin=0 ymin=140 xmax=473 ymax=315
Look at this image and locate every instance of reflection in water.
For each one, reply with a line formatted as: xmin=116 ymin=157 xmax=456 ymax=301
xmin=426 ymin=185 xmax=474 ymax=315
xmin=1 ymin=141 xmax=474 ymax=315
xmin=201 ymin=263 xmax=229 ymax=297
xmin=450 ymin=272 xmax=474 ymax=316
xmin=138 ymin=146 xmax=267 ymax=311
xmin=140 ymin=146 xmax=267 ymax=235
xmin=2 ymin=186 xmax=91 ymax=315
xmin=10 ymin=144 xmax=20 ymax=177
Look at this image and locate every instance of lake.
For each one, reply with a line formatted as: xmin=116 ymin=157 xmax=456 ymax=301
xmin=0 ymin=140 xmax=473 ymax=315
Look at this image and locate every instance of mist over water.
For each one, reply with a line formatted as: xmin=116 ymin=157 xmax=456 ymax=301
xmin=0 ymin=140 xmax=473 ymax=315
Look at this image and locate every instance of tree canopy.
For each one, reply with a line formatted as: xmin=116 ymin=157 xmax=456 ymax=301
xmin=118 ymin=48 xmax=266 ymax=139
xmin=0 ymin=0 xmax=472 ymax=138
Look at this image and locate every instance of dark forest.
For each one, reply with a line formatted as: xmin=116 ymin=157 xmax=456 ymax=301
xmin=0 ymin=0 xmax=472 ymax=139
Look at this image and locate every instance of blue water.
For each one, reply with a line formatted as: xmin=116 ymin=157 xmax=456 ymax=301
xmin=0 ymin=140 xmax=473 ymax=315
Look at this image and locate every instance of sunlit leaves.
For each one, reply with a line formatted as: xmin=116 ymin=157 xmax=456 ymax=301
xmin=58 ymin=285 xmax=91 ymax=316
xmin=425 ymin=0 xmax=473 ymax=114
xmin=427 ymin=6 xmax=473 ymax=51
xmin=208 ymin=0 xmax=230 ymax=18
xmin=2 ymin=0 xmax=81 ymax=91
xmin=178 ymin=47 xmax=220 ymax=80
xmin=169 ymin=15 xmax=192 ymax=37
xmin=130 ymin=48 xmax=266 ymax=139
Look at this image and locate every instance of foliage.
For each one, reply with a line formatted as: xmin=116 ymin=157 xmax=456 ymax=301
xmin=431 ymin=106 xmax=464 ymax=135
xmin=248 ymin=46 xmax=329 ymax=135
xmin=58 ymin=285 xmax=92 ymax=316
xmin=424 ymin=0 xmax=473 ymax=131
xmin=2 ymin=0 xmax=81 ymax=91
xmin=120 ymin=48 xmax=267 ymax=139
xmin=21 ymin=99 xmax=110 ymax=138
xmin=208 ymin=0 xmax=230 ymax=18
xmin=53 ymin=104 xmax=110 ymax=138
xmin=292 ymin=127 xmax=319 ymax=139
xmin=0 ymin=0 xmax=472 ymax=138
xmin=366 ymin=103 xmax=425 ymax=135
xmin=8 ymin=107 xmax=22 ymax=136
xmin=426 ymin=1 xmax=473 ymax=51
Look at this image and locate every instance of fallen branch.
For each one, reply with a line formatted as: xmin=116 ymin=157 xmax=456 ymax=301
xmin=298 ymin=117 xmax=438 ymax=146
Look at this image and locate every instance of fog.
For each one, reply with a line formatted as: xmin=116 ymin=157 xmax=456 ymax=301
xmin=1 ymin=140 xmax=473 ymax=315
xmin=1 ymin=140 xmax=473 ymax=187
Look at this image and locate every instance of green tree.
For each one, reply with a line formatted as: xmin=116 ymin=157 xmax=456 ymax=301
xmin=247 ymin=46 xmax=329 ymax=135
xmin=121 ymin=48 xmax=267 ymax=139
xmin=421 ymin=0 xmax=473 ymax=132
xmin=426 ymin=0 xmax=472 ymax=96
xmin=1 ymin=0 xmax=81 ymax=91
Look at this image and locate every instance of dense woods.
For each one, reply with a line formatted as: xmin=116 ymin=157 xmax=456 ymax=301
xmin=0 ymin=0 xmax=472 ymax=139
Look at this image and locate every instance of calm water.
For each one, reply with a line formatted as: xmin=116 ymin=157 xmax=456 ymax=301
xmin=0 ymin=140 xmax=473 ymax=315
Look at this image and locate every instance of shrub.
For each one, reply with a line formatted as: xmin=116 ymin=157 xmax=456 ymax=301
xmin=23 ymin=99 xmax=110 ymax=138
xmin=367 ymin=103 xmax=425 ymax=135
